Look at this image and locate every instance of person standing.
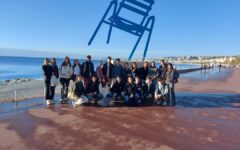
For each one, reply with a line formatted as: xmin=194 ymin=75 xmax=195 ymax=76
xmin=82 ymin=55 xmax=95 ymax=88
xmin=72 ymin=59 xmax=82 ymax=81
xmin=96 ymin=60 xmax=103 ymax=80
xmin=113 ymin=58 xmax=124 ymax=82
xmin=165 ymin=63 xmax=178 ymax=106
xmin=158 ymin=59 xmax=167 ymax=79
xmin=122 ymin=62 xmax=131 ymax=84
xmin=42 ymin=58 xmax=53 ymax=105
xmin=102 ymin=56 xmax=114 ymax=86
xmin=139 ymin=61 xmax=149 ymax=83
xmin=59 ymin=56 xmax=72 ymax=104
xmin=50 ymin=58 xmax=59 ymax=103
xmin=149 ymin=61 xmax=158 ymax=87
xmin=130 ymin=62 xmax=139 ymax=80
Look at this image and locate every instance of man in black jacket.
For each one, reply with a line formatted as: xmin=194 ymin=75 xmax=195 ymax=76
xmin=142 ymin=76 xmax=155 ymax=104
xmin=86 ymin=75 xmax=101 ymax=104
xmin=111 ymin=76 xmax=125 ymax=101
xmin=102 ymin=56 xmax=114 ymax=85
xmin=82 ymin=55 xmax=95 ymax=88
xmin=42 ymin=58 xmax=53 ymax=103
xmin=124 ymin=76 xmax=138 ymax=106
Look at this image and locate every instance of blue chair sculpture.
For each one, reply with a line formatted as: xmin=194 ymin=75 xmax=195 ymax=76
xmin=88 ymin=0 xmax=155 ymax=60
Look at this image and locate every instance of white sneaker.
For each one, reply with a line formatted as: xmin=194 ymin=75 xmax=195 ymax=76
xmin=72 ymin=100 xmax=77 ymax=107
xmin=46 ymin=100 xmax=51 ymax=105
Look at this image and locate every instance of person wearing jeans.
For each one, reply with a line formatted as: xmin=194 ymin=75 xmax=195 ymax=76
xmin=50 ymin=58 xmax=59 ymax=101
xmin=59 ymin=56 xmax=72 ymax=103
xmin=166 ymin=63 xmax=177 ymax=106
xmin=42 ymin=58 xmax=53 ymax=104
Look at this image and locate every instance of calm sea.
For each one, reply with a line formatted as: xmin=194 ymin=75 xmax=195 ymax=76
xmin=0 ymin=56 xmax=199 ymax=81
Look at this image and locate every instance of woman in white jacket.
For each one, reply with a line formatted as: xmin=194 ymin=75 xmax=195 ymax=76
xmin=98 ymin=77 xmax=112 ymax=106
xmin=59 ymin=56 xmax=73 ymax=103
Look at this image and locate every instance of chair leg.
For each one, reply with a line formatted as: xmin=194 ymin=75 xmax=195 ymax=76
xmin=106 ymin=25 xmax=113 ymax=44
xmin=128 ymin=34 xmax=144 ymax=60
xmin=88 ymin=21 xmax=104 ymax=46
xmin=142 ymin=16 xmax=155 ymax=61
xmin=106 ymin=2 xmax=117 ymax=44
xmin=88 ymin=0 xmax=117 ymax=46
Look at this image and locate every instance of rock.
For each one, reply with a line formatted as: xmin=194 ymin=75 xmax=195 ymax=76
xmin=4 ymin=78 xmax=32 ymax=84
xmin=5 ymin=80 xmax=11 ymax=83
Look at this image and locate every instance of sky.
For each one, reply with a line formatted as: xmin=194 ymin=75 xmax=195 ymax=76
xmin=0 ymin=0 xmax=239 ymax=59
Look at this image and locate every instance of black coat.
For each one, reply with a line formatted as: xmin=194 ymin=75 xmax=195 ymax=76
xmin=51 ymin=64 xmax=59 ymax=78
xmin=142 ymin=82 xmax=155 ymax=96
xmin=42 ymin=64 xmax=53 ymax=80
xmin=102 ymin=63 xmax=114 ymax=78
xmin=139 ymin=67 xmax=149 ymax=80
xmin=131 ymin=68 xmax=140 ymax=79
xmin=111 ymin=81 xmax=125 ymax=94
xmin=86 ymin=81 xmax=99 ymax=94
xmin=158 ymin=65 xmax=167 ymax=79
xmin=135 ymin=82 xmax=142 ymax=95
xmin=82 ymin=61 xmax=95 ymax=78
xmin=74 ymin=81 xmax=86 ymax=97
xmin=125 ymin=83 xmax=136 ymax=95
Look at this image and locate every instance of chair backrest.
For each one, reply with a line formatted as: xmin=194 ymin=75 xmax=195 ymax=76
xmin=116 ymin=0 xmax=155 ymax=25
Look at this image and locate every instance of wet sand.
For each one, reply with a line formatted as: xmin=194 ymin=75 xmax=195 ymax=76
xmin=176 ymin=69 xmax=240 ymax=94
xmin=0 ymin=106 xmax=240 ymax=150
xmin=0 ymin=93 xmax=240 ymax=150
xmin=0 ymin=69 xmax=240 ymax=150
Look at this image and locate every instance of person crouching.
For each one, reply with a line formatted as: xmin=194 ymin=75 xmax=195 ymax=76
xmin=111 ymin=76 xmax=125 ymax=102
xmin=98 ymin=77 xmax=112 ymax=107
xmin=124 ymin=76 xmax=139 ymax=106
xmin=86 ymin=75 xmax=102 ymax=105
xmin=155 ymin=77 xmax=169 ymax=106
xmin=142 ymin=76 xmax=155 ymax=104
xmin=68 ymin=76 xmax=88 ymax=107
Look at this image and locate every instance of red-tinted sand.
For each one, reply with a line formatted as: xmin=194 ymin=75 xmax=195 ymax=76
xmin=0 ymin=69 xmax=240 ymax=150
xmin=0 ymin=107 xmax=240 ymax=150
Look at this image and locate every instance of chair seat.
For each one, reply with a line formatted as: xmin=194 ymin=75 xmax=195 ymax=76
xmin=109 ymin=16 xmax=145 ymax=35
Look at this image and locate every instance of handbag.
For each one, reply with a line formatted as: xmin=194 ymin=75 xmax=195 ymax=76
xmin=50 ymin=75 xmax=58 ymax=86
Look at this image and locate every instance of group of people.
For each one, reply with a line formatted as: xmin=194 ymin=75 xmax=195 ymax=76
xmin=42 ymin=55 xmax=179 ymax=107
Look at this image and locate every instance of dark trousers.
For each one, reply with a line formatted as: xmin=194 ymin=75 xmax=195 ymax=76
xmin=44 ymin=79 xmax=51 ymax=100
xmin=60 ymin=78 xmax=70 ymax=99
xmin=142 ymin=94 xmax=154 ymax=103
xmin=168 ymin=84 xmax=176 ymax=106
xmin=50 ymin=86 xmax=56 ymax=100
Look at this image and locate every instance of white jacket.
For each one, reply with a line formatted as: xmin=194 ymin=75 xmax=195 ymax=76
xmin=99 ymin=83 xmax=110 ymax=98
xmin=59 ymin=64 xmax=73 ymax=79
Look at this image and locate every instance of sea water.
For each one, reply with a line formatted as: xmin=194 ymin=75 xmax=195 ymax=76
xmin=0 ymin=56 xmax=200 ymax=81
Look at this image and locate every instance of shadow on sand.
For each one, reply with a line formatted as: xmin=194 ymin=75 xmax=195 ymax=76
xmin=0 ymin=93 xmax=240 ymax=116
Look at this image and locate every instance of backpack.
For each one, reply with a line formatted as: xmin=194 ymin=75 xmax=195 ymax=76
xmin=173 ymin=70 xmax=180 ymax=83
